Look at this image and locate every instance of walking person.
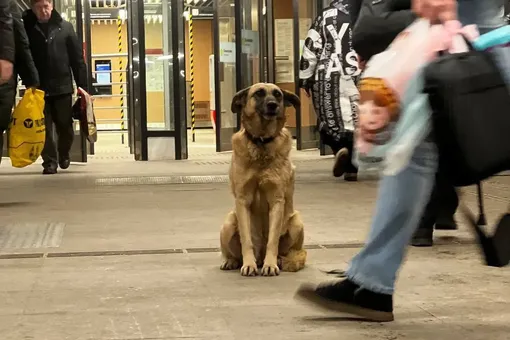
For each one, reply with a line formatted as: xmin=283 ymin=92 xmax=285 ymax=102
xmin=23 ymin=0 xmax=88 ymax=174
xmin=299 ymin=0 xmax=361 ymax=181
xmin=295 ymin=0 xmax=506 ymax=322
xmin=0 ymin=0 xmax=39 ymax=163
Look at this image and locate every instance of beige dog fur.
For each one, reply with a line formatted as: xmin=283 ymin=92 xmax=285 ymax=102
xmin=220 ymin=83 xmax=307 ymax=276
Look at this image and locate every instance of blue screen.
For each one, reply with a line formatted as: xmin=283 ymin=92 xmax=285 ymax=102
xmin=95 ymin=63 xmax=111 ymax=85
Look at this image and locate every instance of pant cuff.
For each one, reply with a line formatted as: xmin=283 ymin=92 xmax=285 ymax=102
xmin=346 ymin=269 xmax=394 ymax=295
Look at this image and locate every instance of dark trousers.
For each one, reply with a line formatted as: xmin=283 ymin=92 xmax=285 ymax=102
xmin=42 ymin=94 xmax=74 ymax=168
xmin=417 ymin=171 xmax=459 ymax=231
xmin=0 ymin=87 xmax=16 ymax=162
xmin=320 ymin=131 xmax=357 ymax=173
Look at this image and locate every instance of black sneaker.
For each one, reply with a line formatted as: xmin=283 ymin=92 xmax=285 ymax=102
xmin=411 ymin=227 xmax=433 ymax=247
xmin=435 ymin=216 xmax=458 ymax=230
xmin=59 ymin=157 xmax=70 ymax=170
xmin=295 ymin=279 xmax=394 ymax=322
xmin=333 ymin=148 xmax=349 ymax=178
xmin=42 ymin=166 xmax=57 ymax=175
xmin=344 ymin=173 xmax=358 ymax=182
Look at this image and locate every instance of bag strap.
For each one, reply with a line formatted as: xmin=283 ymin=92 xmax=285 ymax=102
xmin=477 ymin=182 xmax=487 ymax=226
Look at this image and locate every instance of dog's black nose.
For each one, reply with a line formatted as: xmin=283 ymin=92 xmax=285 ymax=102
xmin=266 ymin=102 xmax=278 ymax=112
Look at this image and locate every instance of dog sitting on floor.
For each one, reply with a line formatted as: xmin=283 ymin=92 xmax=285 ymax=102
xmin=219 ymin=83 xmax=307 ymax=277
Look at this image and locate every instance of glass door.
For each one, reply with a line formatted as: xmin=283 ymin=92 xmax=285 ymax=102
xmin=239 ymin=0 xmax=262 ymax=89
xmin=272 ymin=0 xmax=298 ymax=139
xmin=296 ymin=0 xmax=320 ymax=150
xmin=213 ymin=0 xmax=237 ymax=152
xmin=127 ymin=0 xmax=186 ymax=160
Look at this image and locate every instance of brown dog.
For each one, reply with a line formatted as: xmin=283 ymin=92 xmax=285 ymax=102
xmin=219 ymin=83 xmax=307 ymax=277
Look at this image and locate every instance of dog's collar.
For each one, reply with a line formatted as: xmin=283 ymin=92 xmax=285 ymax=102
xmin=245 ymin=131 xmax=275 ymax=146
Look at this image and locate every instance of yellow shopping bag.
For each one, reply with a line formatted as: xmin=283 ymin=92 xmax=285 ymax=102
xmin=9 ymin=89 xmax=46 ymax=168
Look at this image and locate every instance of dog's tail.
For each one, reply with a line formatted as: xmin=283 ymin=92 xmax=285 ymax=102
xmin=280 ymin=249 xmax=307 ymax=272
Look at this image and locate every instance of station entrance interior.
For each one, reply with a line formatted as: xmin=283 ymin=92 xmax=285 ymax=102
xmin=8 ymin=0 xmax=334 ymax=162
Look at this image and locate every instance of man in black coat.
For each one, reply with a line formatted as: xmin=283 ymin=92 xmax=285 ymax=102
xmin=24 ymin=0 xmax=88 ymax=174
xmin=0 ymin=0 xmax=40 ymax=163
xmin=348 ymin=0 xmax=459 ymax=247
xmin=0 ymin=0 xmax=14 ymax=86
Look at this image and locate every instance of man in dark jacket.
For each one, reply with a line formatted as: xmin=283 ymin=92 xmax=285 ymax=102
xmin=0 ymin=0 xmax=14 ymax=86
xmin=24 ymin=0 xmax=88 ymax=174
xmin=0 ymin=0 xmax=40 ymax=163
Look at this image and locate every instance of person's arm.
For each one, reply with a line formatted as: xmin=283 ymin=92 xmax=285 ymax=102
xmin=10 ymin=0 xmax=39 ymax=88
xmin=299 ymin=14 xmax=325 ymax=95
xmin=0 ymin=0 xmax=14 ymax=84
xmin=65 ymin=21 xmax=88 ymax=92
xmin=0 ymin=0 xmax=14 ymax=62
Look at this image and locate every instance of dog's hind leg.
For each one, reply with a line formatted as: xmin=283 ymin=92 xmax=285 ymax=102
xmin=220 ymin=211 xmax=242 ymax=270
xmin=278 ymin=211 xmax=307 ymax=272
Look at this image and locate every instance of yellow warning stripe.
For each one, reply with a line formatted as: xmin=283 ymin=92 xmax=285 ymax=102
xmin=117 ymin=16 xmax=125 ymax=143
xmin=189 ymin=9 xmax=196 ymax=143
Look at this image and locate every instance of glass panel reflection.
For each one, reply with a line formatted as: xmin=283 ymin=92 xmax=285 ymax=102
xmin=144 ymin=0 xmax=174 ymax=131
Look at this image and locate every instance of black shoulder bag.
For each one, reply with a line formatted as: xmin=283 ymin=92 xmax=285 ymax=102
xmin=424 ymin=37 xmax=510 ymax=267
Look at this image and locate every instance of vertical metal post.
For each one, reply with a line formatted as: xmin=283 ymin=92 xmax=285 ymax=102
xmin=83 ymin=0 xmax=94 ymax=157
xmin=171 ymin=0 xmax=187 ymax=159
xmin=76 ymin=0 xmax=89 ymax=161
xmin=188 ymin=7 xmax=196 ymax=142
xmin=315 ymin=0 xmax=327 ymax=156
xmin=266 ymin=0 xmax=275 ymax=83
xmin=293 ymin=0 xmax=302 ymax=150
xmin=126 ymin=0 xmax=135 ymax=154
xmin=213 ymin=0 xmax=222 ymax=152
xmin=234 ymin=0 xmax=242 ymax=131
xmin=117 ymin=16 xmax=126 ymax=144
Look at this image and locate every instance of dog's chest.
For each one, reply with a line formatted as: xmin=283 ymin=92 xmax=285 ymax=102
xmin=247 ymin=144 xmax=278 ymax=165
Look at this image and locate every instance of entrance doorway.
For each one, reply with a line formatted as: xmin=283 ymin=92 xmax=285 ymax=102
xmin=183 ymin=1 xmax=217 ymax=159
xmin=67 ymin=0 xmax=331 ymax=162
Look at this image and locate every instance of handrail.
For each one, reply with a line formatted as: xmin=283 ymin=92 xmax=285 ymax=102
xmin=91 ymin=53 xmax=128 ymax=58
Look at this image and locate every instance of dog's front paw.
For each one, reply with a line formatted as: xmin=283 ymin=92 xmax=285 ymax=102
xmin=240 ymin=260 xmax=258 ymax=276
xmin=220 ymin=258 xmax=241 ymax=270
xmin=261 ymin=262 xmax=280 ymax=276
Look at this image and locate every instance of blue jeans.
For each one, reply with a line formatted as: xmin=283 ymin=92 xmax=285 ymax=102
xmin=346 ymin=0 xmax=506 ymax=295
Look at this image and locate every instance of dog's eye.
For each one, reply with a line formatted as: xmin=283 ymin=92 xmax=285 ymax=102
xmin=273 ymin=90 xmax=282 ymax=99
xmin=254 ymin=89 xmax=266 ymax=97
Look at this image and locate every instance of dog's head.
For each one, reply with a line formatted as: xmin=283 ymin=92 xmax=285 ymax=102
xmin=231 ymin=83 xmax=300 ymax=123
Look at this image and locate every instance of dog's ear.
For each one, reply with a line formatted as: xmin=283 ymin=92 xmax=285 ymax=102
xmin=231 ymin=87 xmax=251 ymax=114
xmin=282 ymin=90 xmax=301 ymax=109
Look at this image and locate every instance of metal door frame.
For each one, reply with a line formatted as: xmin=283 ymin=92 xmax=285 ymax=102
xmin=82 ymin=0 xmax=93 ymax=158
xmin=292 ymin=0 xmax=302 ymax=150
xmin=73 ymin=0 xmax=88 ymax=162
xmin=127 ymin=0 xmax=148 ymax=160
xmin=213 ymin=0 xmax=221 ymax=152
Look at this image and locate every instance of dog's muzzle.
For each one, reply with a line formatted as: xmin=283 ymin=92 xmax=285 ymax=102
xmin=263 ymin=101 xmax=280 ymax=117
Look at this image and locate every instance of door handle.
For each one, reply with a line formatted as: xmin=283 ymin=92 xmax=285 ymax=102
xmin=133 ymin=71 xmax=139 ymax=78
xmin=132 ymin=37 xmax=138 ymax=45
